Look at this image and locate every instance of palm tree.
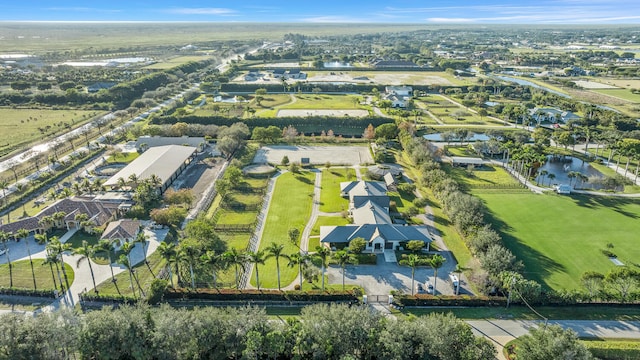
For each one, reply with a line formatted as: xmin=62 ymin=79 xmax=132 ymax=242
xmin=116 ymin=177 xmax=127 ymax=190
xmin=39 ymin=216 xmax=54 ymax=231
xmin=0 ymin=231 xmax=14 ymax=288
xmin=538 ymin=170 xmax=548 ymax=186
xmin=118 ymin=254 xmax=137 ymax=299
xmin=120 ymin=241 xmax=135 ymax=269
xmin=180 ymin=245 xmax=200 ymax=289
xmin=96 ymin=239 xmax=117 ymax=283
xmin=547 ymin=173 xmax=556 ymax=187
xmin=288 ymin=252 xmax=308 ymax=290
xmin=157 ymin=242 xmax=177 ymax=288
xmin=135 ymin=231 xmax=154 ymax=276
xmin=247 ymin=250 xmax=266 ymax=290
xmin=148 ymin=174 xmax=162 ymax=189
xmin=265 ymin=242 xmax=289 ymax=290
xmin=52 ymin=211 xmax=67 ymax=229
xmin=223 ymin=248 xmax=246 ymax=289
xmin=567 ymin=171 xmax=578 ymax=187
xmin=429 ymin=254 xmax=445 ymax=296
xmin=402 ymin=254 xmax=420 ymax=295
xmin=74 ymin=240 xmax=98 ymax=294
xmin=47 ymin=237 xmax=72 ymax=293
xmin=35 ymin=233 xmax=57 ymax=290
xmin=16 ymin=228 xmax=37 ymax=290
xmin=14 ymin=183 xmax=28 ymax=215
xmin=314 ymin=246 xmax=331 ymax=292
xmin=173 ymin=249 xmax=189 ymax=287
xmin=200 ymin=250 xmax=225 ymax=290
xmin=0 ymin=179 xmax=9 ymax=208
xmin=128 ymin=174 xmax=139 ymax=189
xmin=333 ymin=250 xmax=356 ymax=290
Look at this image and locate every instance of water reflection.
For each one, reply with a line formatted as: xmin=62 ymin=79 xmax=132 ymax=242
xmin=537 ymin=155 xmax=607 ymax=189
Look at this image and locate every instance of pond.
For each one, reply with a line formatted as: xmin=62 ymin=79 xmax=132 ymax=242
xmin=323 ymin=61 xmax=353 ymax=68
xmin=537 ymin=155 xmax=609 ymax=189
xmin=423 ymin=133 xmax=491 ymax=142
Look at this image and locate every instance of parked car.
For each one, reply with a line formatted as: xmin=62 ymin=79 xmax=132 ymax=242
xmin=415 ymin=283 xmax=425 ymax=294
xmin=425 ymin=281 xmax=434 ymax=294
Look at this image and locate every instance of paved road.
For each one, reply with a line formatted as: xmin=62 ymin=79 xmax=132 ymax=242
xmin=467 ymin=319 xmax=640 ymax=360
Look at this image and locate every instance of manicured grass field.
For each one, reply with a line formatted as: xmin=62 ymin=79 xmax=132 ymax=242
xmin=310 ymin=216 xmax=350 ymax=236
xmin=0 ymin=109 xmax=100 ymax=157
xmin=280 ymin=94 xmax=364 ymax=110
xmin=319 ymin=168 xmax=354 ymax=212
xmin=445 ymin=164 xmax=524 ymax=190
xmin=592 ymin=88 xmax=640 ymax=103
xmin=478 ymin=192 xmax=640 ymax=290
xmin=0 ymin=259 xmax=74 ymax=291
xmin=251 ymin=171 xmax=316 ymax=288
xmin=105 ymin=151 xmax=139 ymax=164
xmin=96 ymin=250 xmax=164 ymax=298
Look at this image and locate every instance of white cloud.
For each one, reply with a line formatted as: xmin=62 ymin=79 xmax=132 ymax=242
xmin=166 ymin=8 xmax=236 ymax=15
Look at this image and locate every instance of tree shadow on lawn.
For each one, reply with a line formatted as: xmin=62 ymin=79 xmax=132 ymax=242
xmin=568 ymin=194 xmax=640 ymax=219
xmin=484 ymin=209 xmax=565 ymax=290
xmin=294 ymin=174 xmax=313 ymax=185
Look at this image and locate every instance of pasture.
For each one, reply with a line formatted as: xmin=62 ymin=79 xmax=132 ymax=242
xmin=478 ymin=192 xmax=640 ymax=290
xmin=251 ymin=171 xmax=316 ymax=288
xmin=305 ymin=71 xmax=474 ymax=86
xmin=0 ymin=109 xmax=100 ymax=158
xmin=592 ymin=88 xmax=640 ymax=103
xmin=0 ymin=259 xmax=74 ymax=291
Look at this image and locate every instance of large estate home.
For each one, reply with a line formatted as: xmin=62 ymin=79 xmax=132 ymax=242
xmin=320 ymin=181 xmax=431 ymax=252
xmin=0 ymin=197 xmax=119 ymax=237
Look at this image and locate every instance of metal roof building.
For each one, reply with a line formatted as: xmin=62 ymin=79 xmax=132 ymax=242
xmin=104 ymin=145 xmax=196 ymax=193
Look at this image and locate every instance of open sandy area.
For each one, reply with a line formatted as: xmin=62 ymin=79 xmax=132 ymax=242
xmin=253 ymin=145 xmax=373 ymax=166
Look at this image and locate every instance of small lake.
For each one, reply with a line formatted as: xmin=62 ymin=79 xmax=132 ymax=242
xmin=537 ymin=156 xmax=608 ymax=189
xmin=323 ymin=61 xmax=353 ymax=68
xmin=423 ymin=133 xmax=491 ymax=142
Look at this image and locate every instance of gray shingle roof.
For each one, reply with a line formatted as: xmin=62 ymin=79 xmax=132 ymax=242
xmin=320 ymin=224 xmax=431 ymax=244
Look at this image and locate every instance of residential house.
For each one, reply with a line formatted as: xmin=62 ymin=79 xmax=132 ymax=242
xmin=100 ymin=219 xmax=141 ymax=250
xmin=0 ymin=197 xmax=118 ymax=236
xmin=383 ymin=86 xmax=413 ymax=108
xmin=529 ymin=107 xmax=581 ymax=124
xmin=384 ymin=173 xmax=397 ymax=191
xmin=286 ymin=69 xmax=307 ymax=79
xmin=322 ymin=181 xmax=432 ymax=252
xmin=272 ymin=69 xmax=286 ymax=78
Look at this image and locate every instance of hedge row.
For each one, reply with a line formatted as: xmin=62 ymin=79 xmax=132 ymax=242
xmin=80 ymin=293 xmax=137 ymax=304
xmin=164 ymin=288 xmax=359 ymax=302
xmin=0 ymin=287 xmax=56 ymax=298
xmin=394 ymin=294 xmax=507 ymax=307
xmin=583 ymin=340 xmax=640 ymax=360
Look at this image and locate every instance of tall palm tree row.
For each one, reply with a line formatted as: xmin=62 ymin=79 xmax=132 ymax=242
xmin=73 ymin=240 xmax=98 ymax=294
xmin=35 ymin=233 xmax=58 ymax=290
xmin=287 ymin=252 xmax=308 ymax=290
xmin=265 ymin=242 xmax=289 ymax=291
xmin=247 ymin=250 xmax=266 ymax=290
xmin=46 ymin=236 xmax=72 ymax=293
xmin=0 ymin=231 xmax=14 ymax=288
xmin=429 ymin=254 xmax=446 ymax=296
xmin=223 ymin=248 xmax=246 ymax=289
xmin=333 ymin=250 xmax=356 ymax=291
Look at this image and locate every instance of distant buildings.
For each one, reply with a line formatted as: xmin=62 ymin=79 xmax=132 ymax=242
xmin=383 ymin=86 xmax=413 ymax=108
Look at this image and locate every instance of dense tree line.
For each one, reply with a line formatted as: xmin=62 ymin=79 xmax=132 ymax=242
xmin=0 ymin=304 xmax=495 ymax=360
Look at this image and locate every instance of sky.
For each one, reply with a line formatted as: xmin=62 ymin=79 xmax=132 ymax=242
xmin=3 ymin=1 xmax=640 ymax=24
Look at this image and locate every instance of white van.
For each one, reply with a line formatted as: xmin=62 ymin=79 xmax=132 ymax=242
xmin=449 ymin=274 xmax=459 ymax=291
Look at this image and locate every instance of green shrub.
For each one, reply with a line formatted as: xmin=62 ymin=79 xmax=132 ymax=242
xmin=583 ymin=340 xmax=640 ymax=360
xmin=147 ymin=279 xmax=168 ymax=305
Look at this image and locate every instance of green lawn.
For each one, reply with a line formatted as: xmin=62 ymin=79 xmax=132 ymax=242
xmin=319 ymin=168 xmax=354 ymax=212
xmin=398 ymin=305 xmax=640 ymax=321
xmin=251 ymin=171 xmax=316 ymax=288
xmin=280 ymin=94 xmax=364 ymax=110
xmin=0 ymin=259 xmax=74 ymax=291
xmin=310 ymin=216 xmax=350 ymax=236
xmin=592 ymin=88 xmax=640 ymax=103
xmin=445 ymin=146 xmax=477 ymax=157
xmin=95 ymin=250 xmax=165 ymax=298
xmin=106 ymin=151 xmax=139 ymax=164
xmin=445 ymin=164 xmax=524 ymax=190
xmin=478 ymin=193 xmax=640 ymax=290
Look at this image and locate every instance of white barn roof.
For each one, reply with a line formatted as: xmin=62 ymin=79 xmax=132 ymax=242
xmin=104 ymin=145 xmax=196 ymax=188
